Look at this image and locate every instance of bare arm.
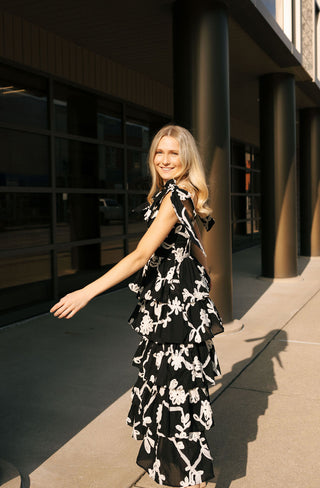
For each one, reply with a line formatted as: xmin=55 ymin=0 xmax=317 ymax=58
xmin=50 ymin=194 xmax=178 ymax=319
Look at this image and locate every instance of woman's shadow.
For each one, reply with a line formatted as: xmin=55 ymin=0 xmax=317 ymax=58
xmin=208 ymin=328 xmax=288 ymax=488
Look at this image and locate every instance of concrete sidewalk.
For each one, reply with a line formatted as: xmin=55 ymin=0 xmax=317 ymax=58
xmin=1 ymin=246 xmax=320 ymax=488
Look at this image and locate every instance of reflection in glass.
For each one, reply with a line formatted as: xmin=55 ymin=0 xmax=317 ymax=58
xmin=128 ymin=194 xmax=148 ymax=235
xmin=57 ymin=241 xmax=124 ymax=277
xmin=99 ymin=195 xmax=125 ymax=229
xmin=231 ymin=142 xmax=245 ymax=167
xmin=99 ymin=146 xmax=124 ymax=189
xmin=231 ymin=140 xmax=261 ymax=251
xmin=101 ymin=240 xmax=124 ymax=267
xmin=53 ymin=83 xmax=97 ymax=138
xmin=251 ymin=150 xmax=260 ymax=170
xmin=252 ymin=196 xmax=261 ymax=221
xmin=127 ymin=150 xmax=150 ymax=190
xmin=232 ymin=195 xmax=247 ymax=227
xmin=0 ymin=129 xmax=49 ymax=187
xmin=261 ymin=0 xmax=276 ymax=16
xmin=128 ymin=236 xmax=141 ymax=254
xmin=0 ymin=193 xmax=51 ymax=251
xmin=251 ymin=172 xmax=261 ymax=194
xmin=56 ymin=193 xmax=101 ymax=243
xmin=126 ymin=121 xmax=150 ymax=147
xmin=0 ymin=251 xmax=51 ymax=289
xmin=98 ymin=99 xmax=122 ymax=143
xmin=0 ymin=81 xmax=48 ymax=129
xmin=231 ymin=167 xmax=246 ymax=193
xmin=253 ymin=219 xmax=261 ymax=234
xmin=57 ymin=193 xmax=125 ymax=243
xmin=98 ymin=113 xmax=122 ymax=142
xmin=55 ymin=138 xmax=99 ymax=188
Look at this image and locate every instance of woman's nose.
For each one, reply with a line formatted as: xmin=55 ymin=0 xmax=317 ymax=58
xmin=162 ymin=155 xmax=169 ymax=164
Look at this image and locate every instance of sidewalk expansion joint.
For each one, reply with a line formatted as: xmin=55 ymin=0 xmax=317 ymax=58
xmin=211 ymin=285 xmax=320 ymax=406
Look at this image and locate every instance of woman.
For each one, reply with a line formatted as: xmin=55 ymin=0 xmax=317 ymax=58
xmin=51 ymin=125 xmax=223 ymax=488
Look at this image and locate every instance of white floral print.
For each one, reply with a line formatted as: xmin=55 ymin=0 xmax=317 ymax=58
xmin=127 ymin=180 xmax=223 ymax=487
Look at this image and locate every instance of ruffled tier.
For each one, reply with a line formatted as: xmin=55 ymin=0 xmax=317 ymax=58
xmin=129 ymin=295 xmax=223 ymax=344
xmin=136 ymin=434 xmax=214 ymax=487
xmin=129 ymin=255 xmax=223 ymax=343
xmin=127 ymin=337 xmax=221 ymax=440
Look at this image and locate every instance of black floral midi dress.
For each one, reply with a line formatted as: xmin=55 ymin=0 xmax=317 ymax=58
xmin=127 ymin=179 xmax=224 ymax=487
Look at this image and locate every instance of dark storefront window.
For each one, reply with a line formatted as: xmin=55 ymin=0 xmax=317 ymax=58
xmin=0 ymin=129 xmax=50 ymax=187
xmin=55 ymin=138 xmax=99 ymax=188
xmin=127 ymin=149 xmax=149 ymax=190
xmin=0 ymin=193 xmax=51 ymax=251
xmin=0 ymin=63 xmax=168 ymax=325
xmin=98 ymin=99 xmax=123 ymax=143
xmin=0 ymin=68 xmax=48 ymax=129
xmin=231 ymin=141 xmax=261 ymax=251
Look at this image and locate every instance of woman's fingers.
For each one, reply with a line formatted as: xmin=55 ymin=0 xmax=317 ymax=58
xmin=50 ymin=290 xmax=88 ymax=319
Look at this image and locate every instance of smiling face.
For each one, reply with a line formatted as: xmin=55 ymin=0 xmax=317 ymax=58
xmin=153 ymin=136 xmax=183 ymax=183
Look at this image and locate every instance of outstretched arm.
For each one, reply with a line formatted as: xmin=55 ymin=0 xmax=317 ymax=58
xmin=50 ymin=194 xmax=178 ymax=319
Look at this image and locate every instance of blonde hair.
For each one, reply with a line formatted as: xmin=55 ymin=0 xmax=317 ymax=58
xmin=147 ymin=125 xmax=212 ymax=217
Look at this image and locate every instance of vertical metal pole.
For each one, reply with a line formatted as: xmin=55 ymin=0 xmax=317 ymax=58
xmin=259 ymin=73 xmax=298 ymax=277
xmin=173 ymin=0 xmax=233 ymax=322
xmin=300 ymin=108 xmax=320 ymax=256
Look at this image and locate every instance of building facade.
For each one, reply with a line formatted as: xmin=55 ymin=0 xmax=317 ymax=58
xmin=0 ymin=0 xmax=319 ymax=326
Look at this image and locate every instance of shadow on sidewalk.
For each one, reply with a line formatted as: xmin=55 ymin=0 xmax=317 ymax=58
xmin=231 ymin=246 xmax=310 ymax=320
xmin=209 ymin=329 xmax=288 ymax=488
xmin=0 ymin=290 xmax=139 ymax=486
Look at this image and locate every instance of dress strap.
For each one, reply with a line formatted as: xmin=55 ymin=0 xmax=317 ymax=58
xmin=165 ymin=180 xmax=214 ymax=254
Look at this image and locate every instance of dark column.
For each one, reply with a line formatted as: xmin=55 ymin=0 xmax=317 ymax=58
xmin=173 ymin=0 xmax=232 ymax=322
xmin=300 ymin=108 xmax=320 ymax=256
xmin=259 ymin=73 xmax=297 ymax=277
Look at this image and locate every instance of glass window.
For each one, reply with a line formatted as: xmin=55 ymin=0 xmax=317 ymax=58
xmin=127 ymin=235 xmax=141 ymax=254
xmin=261 ymin=0 xmax=276 ymax=16
xmin=0 ymin=251 xmax=51 ymax=290
xmin=231 ymin=142 xmax=245 ymax=167
xmin=98 ymin=99 xmax=122 ymax=143
xmin=53 ymin=84 xmax=97 ymax=138
xmin=261 ymin=0 xmax=296 ymax=43
xmin=57 ymin=242 xmax=124 ymax=296
xmin=127 ymin=150 xmax=150 ymax=190
xmin=0 ymin=81 xmax=48 ymax=129
xmin=99 ymin=194 xmax=125 ymax=231
xmin=0 ymin=193 xmax=51 ymax=251
xmin=101 ymin=240 xmax=124 ymax=267
xmin=55 ymin=138 xmax=99 ymax=188
xmin=253 ymin=219 xmax=261 ymax=234
xmin=99 ymin=146 xmax=124 ymax=189
xmin=231 ymin=195 xmax=247 ymax=223
xmin=0 ymin=129 xmax=49 ymax=187
xmin=252 ymin=196 xmax=261 ymax=221
xmin=128 ymin=194 xmax=148 ymax=234
xmin=251 ymin=172 xmax=261 ymax=194
xmin=231 ymin=167 xmax=246 ymax=193
xmin=57 ymin=193 xmax=125 ymax=243
xmin=231 ymin=140 xmax=261 ymax=251
xmin=251 ymin=150 xmax=260 ymax=170
xmin=56 ymin=193 xmax=102 ymax=243
xmin=126 ymin=120 xmax=150 ymax=148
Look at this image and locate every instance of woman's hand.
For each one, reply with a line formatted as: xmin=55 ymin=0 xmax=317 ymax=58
xmin=50 ymin=288 xmax=91 ymax=319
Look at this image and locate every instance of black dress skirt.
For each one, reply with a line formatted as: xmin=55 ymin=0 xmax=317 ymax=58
xmin=127 ymin=180 xmax=224 ymax=487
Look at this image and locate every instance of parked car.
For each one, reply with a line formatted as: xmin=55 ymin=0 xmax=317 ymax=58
xmin=99 ymin=198 xmax=123 ymax=224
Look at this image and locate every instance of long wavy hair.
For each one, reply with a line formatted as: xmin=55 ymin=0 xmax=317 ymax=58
xmin=147 ymin=125 xmax=212 ymax=217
